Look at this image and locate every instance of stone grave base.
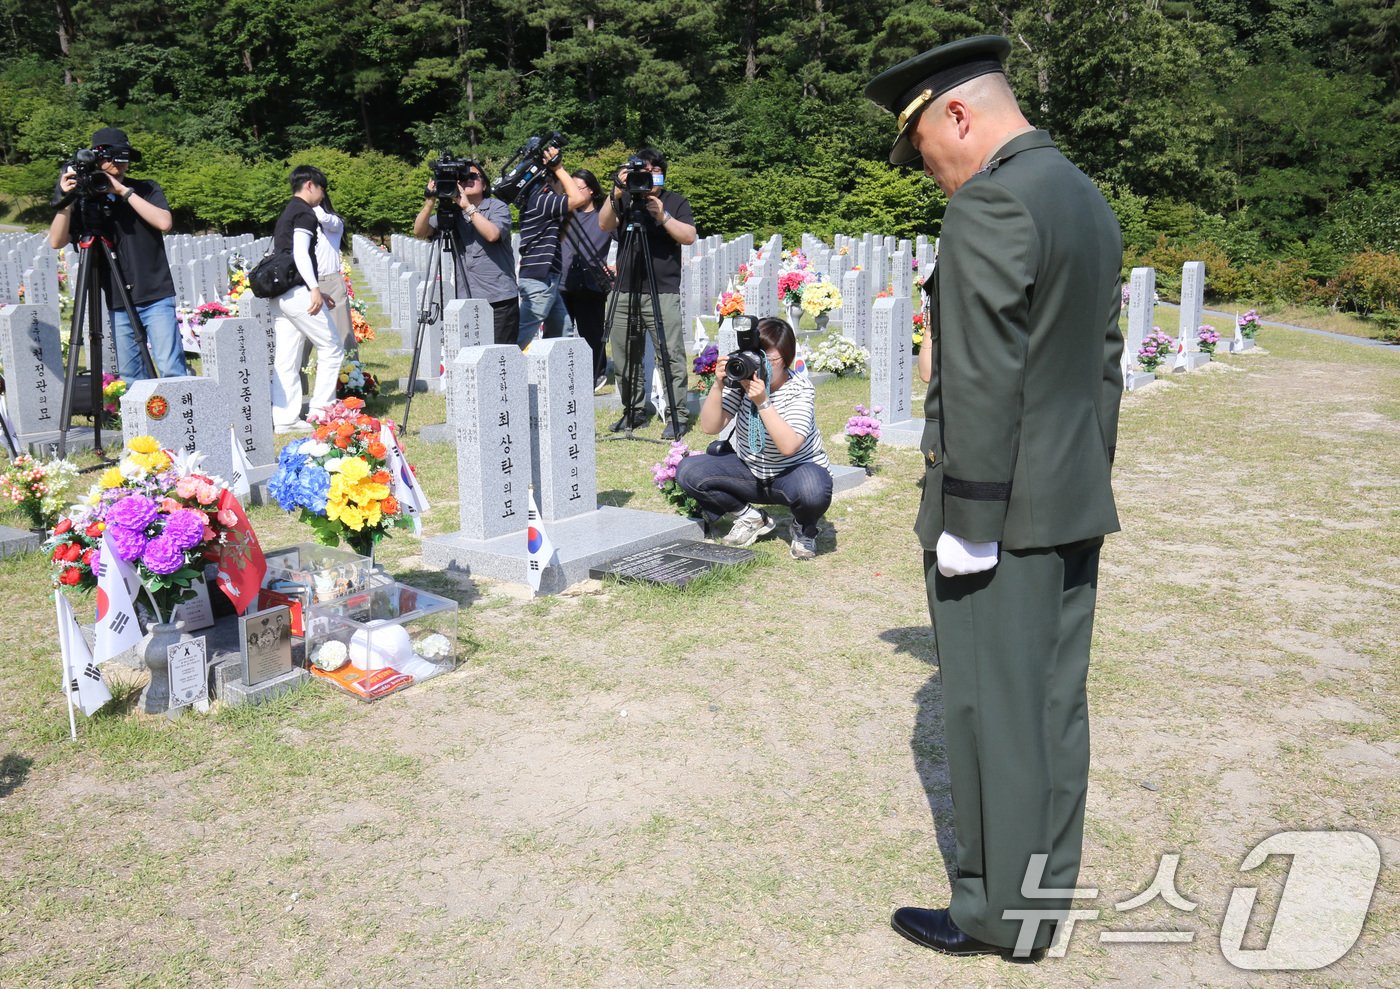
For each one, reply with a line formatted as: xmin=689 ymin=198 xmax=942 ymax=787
xmin=829 ymin=465 xmax=872 ymax=495
xmin=1125 ymin=370 xmax=1158 ymax=391
xmin=1172 ymin=353 xmax=1213 ymax=372
xmin=1226 ymin=338 xmax=1256 ymax=353
xmin=416 ymin=422 xmax=455 ymax=445
xmin=218 ymin=665 xmax=309 ymax=707
xmin=0 ymin=524 xmax=41 ymax=558
xmin=423 ymin=507 xmax=703 ymax=595
xmin=19 ymin=428 xmax=101 ymax=457
xmin=878 ymin=418 xmax=926 ymax=449
xmin=395 ymin=375 xmax=444 ymax=394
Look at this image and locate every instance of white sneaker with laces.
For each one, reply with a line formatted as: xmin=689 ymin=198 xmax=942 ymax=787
xmin=789 ymin=521 xmax=817 ymax=559
xmin=722 ymin=509 xmax=775 ymax=547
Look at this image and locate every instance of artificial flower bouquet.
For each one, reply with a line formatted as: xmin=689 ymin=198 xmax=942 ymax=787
xmin=2 ymin=454 xmax=79 ymax=530
xmin=912 ymin=312 xmax=925 ymax=354
xmin=801 ymin=281 xmax=843 ymax=318
xmin=650 ymin=441 xmax=701 ymax=518
xmin=336 ymin=358 xmax=380 ymax=400
xmin=717 ymin=291 xmax=745 ymax=318
xmin=1197 ymin=326 xmax=1220 ymax=354
xmin=1137 ymin=328 xmax=1174 ymax=371
xmin=692 ymin=345 xmax=719 ymax=392
xmin=1238 ymin=309 xmax=1261 ymax=339
xmin=845 ymin=404 xmax=883 ymax=472
xmin=346 ymin=270 xmax=376 ymax=343
xmin=46 ymin=436 xmax=242 ymax=622
xmin=268 ymin=397 xmax=410 ymax=556
xmin=779 ymin=270 xmax=812 ymax=308
xmin=806 ymin=334 xmax=868 ymax=376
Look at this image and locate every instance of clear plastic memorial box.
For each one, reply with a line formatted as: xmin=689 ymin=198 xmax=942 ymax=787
xmin=304 ymin=574 xmax=458 ymax=702
xmin=263 ymin=543 xmax=376 ymax=604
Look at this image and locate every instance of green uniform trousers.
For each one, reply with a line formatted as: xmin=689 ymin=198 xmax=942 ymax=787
xmin=608 ymin=291 xmax=687 ymax=422
xmin=924 ymin=536 xmax=1102 ymax=949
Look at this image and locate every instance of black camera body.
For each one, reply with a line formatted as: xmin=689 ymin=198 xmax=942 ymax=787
xmin=622 ymin=155 xmax=657 ymax=195
xmin=494 ymin=131 xmax=567 ymax=205
xmin=67 ymin=148 xmax=112 ymax=198
xmin=723 ymin=316 xmax=765 ymax=389
xmin=430 ymin=153 xmax=481 ymax=203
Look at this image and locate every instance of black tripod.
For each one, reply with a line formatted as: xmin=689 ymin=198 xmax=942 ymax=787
xmin=58 ymin=197 xmax=157 ymax=457
xmin=401 ymin=200 xmax=462 ymax=434
xmin=604 ymin=198 xmax=682 ymax=444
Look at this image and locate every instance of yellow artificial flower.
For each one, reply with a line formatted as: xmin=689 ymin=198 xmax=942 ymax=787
xmin=338 ymin=505 xmax=366 ymax=530
xmin=363 ymin=501 xmax=382 ymax=528
xmin=128 ymin=435 xmax=160 ymax=455
xmin=338 ymin=457 xmax=370 ymax=484
xmin=100 ymin=467 xmax=124 ymax=489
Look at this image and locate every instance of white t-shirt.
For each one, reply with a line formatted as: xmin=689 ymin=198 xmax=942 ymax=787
xmin=721 ymin=371 xmax=830 ymax=479
xmin=313 ymin=205 xmax=344 ymax=280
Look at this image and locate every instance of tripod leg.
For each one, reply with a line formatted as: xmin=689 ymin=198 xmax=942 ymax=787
xmin=637 ymin=235 xmax=683 ymax=439
xmin=58 ymin=246 xmax=95 ymax=458
xmin=402 ymin=235 xmax=444 ymax=433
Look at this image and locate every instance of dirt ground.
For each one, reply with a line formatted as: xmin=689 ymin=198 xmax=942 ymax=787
xmin=1 ymin=327 xmax=1396 ymax=988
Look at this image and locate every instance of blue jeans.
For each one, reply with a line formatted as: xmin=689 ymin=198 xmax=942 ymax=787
xmin=517 ymin=274 xmax=570 ymax=348
xmin=109 ymin=294 xmax=187 ymax=381
xmin=674 ymin=451 xmax=833 ymax=536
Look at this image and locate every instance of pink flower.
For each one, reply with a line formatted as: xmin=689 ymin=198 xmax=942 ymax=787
xmin=175 ymin=476 xmax=199 ymax=499
xmin=217 ymin=507 xmax=238 ymax=527
xmin=194 ymin=481 xmax=218 ymax=505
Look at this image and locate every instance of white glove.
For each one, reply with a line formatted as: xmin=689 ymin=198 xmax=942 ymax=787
xmin=935 ymin=531 xmax=999 ymax=578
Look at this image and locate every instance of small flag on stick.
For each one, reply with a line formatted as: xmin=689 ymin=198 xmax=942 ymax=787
xmin=526 ymin=488 xmax=556 ymax=594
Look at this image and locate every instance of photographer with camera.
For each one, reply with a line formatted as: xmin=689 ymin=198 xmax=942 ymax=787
xmin=412 ymin=159 xmax=518 ymax=346
xmin=47 ymin=127 xmax=187 ymax=380
xmin=674 ymin=317 xmax=832 ymax=560
xmin=269 ymin=165 xmax=343 ymax=433
xmin=559 ymin=169 xmax=613 ymax=391
xmin=598 ymin=147 xmax=696 ymax=438
xmin=514 ymin=141 xmax=589 ymax=347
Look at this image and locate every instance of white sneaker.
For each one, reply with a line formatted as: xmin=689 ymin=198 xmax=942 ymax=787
xmin=722 ymin=509 xmax=776 ymax=547
xmin=789 ymin=521 xmax=817 ymax=560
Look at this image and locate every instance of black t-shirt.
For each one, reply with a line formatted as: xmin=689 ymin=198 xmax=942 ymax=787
xmin=61 ymin=177 xmax=176 ymax=307
xmin=272 ymin=198 xmax=320 ymax=283
xmin=610 ymin=187 xmax=693 ymax=294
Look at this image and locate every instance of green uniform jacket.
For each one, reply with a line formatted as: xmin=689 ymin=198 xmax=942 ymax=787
xmin=916 ymin=129 xmax=1124 ymax=552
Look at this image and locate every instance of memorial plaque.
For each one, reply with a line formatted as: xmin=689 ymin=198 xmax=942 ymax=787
xmin=167 ymin=635 xmax=209 ymax=709
xmin=590 ymin=540 xmax=755 ymax=588
xmin=239 ymin=606 xmax=294 ymax=686
xmin=526 ymin=337 xmax=597 ymax=521
xmin=121 ymin=376 xmax=229 ymax=482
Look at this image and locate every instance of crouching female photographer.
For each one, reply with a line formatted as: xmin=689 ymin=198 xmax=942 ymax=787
xmin=674 ymin=317 xmax=832 ymax=559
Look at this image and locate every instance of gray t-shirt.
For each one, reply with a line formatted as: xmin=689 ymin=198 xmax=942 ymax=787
xmin=427 ymin=197 xmax=517 ymax=303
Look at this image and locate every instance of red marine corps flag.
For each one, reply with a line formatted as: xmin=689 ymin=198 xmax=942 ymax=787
xmin=213 ymin=489 xmax=266 ymax=614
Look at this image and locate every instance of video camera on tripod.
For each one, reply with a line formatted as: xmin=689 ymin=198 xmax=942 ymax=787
xmin=64 ymin=148 xmax=117 ymax=199
xmin=493 ymin=131 xmax=566 ymax=205
xmin=429 ymin=152 xmax=484 ymax=204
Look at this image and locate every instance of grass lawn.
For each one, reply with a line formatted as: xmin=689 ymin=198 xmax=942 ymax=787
xmin=0 ymin=267 xmax=1396 ymax=988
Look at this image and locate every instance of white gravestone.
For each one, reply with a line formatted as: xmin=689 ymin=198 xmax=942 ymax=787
xmin=870 ymin=295 xmax=915 ymax=427
xmin=1177 ymin=261 xmax=1205 ymax=342
xmin=527 ymin=337 xmax=597 ymax=522
xmin=451 ymin=346 xmax=531 ymax=541
xmin=841 ymin=267 xmax=871 ymax=348
xmin=198 ymin=318 xmax=275 ymax=473
xmin=121 ymin=377 xmax=230 ymax=483
xmin=0 ymin=305 xmax=64 ymax=440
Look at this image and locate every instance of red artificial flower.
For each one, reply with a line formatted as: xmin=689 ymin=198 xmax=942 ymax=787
xmin=59 ymin=568 xmax=82 ymax=586
xmin=63 ymin=542 xmax=83 ymax=562
xmin=54 ymin=518 xmax=73 ymax=536
xmin=85 ymin=521 xmax=104 ymax=538
xmin=51 ymin=545 xmax=67 ymax=562
xmin=81 ymin=548 xmax=95 ymax=566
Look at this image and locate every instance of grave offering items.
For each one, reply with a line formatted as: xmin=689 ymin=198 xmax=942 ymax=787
xmin=806 ymin=334 xmax=869 ymax=377
xmin=259 ymin=543 xmax=376 ymax=636
xmin=650 ymin=441 xmax=702 ymax=518
xmin=305 ymin=575 xmax=458 ymax=701
xmin=801 ymin=280 xmax=842 ymax=330
xmin=844 ymin=404 xmax=882 ymax=473
xmin=177 ymin=301 xmax=234 ymax=353
xmin=1238 ymin=309 xmax=1261 ymax=340
xmin=1 ymin=453 xmax=79 ymax=530
xmin=267 ymin=398 xmax=417 ymax=558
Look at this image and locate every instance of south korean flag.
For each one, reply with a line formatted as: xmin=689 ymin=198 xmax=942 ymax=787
xmin=56 ymin=591 xmax=112 ymax=717
xmin=94 ymin=531 xmax=143 ymax=662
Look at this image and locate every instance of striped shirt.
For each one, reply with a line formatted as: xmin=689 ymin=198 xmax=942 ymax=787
xmin=517 ymin=184 xmax=570 ymax=281
xmin=721 ymin=371 xmax=830 ymax=479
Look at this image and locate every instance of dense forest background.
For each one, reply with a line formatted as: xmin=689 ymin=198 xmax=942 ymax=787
xmin=1 ymin=0 xmax=1397 ymax=317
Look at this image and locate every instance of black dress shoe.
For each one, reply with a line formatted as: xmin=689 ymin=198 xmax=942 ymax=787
xmin=660 ymin=420 xmax=690 ymax=441
xmin=610 ymin=411 xmax=650 ymax=432
xmin=891 ymin=907 xmax=1046 ymax=963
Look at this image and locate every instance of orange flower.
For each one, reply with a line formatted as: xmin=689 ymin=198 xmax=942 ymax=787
xmin=367 ymin=440 xmax=387 ymax=459
xmin=343 ymin=396 xmax=365 ymax=410
xmin=335 ymin=436 xmax=350 ymax=449
xmin=336 ymin=421 xmax=355 ymax=437
xmin=381 ymin=496 xmax=399 ymax=515
xmin=314 ymin=426 xmax=331 ymax=440
xmin=371 ymin=470 xmax=391 ymax=485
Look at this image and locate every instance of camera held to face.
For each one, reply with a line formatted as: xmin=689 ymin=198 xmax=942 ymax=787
xmin=66 ymin=148 xmax=112 ymax=198
xmin=622 ymin=156 xmax=661 ymax=195
xmin=430 ymin=152 xmax=482 ymax=203
xmin=723 ymin=316 xmax=765 ymax=389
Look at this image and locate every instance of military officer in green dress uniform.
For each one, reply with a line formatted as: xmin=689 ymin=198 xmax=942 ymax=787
xmin=864 ymin=36 xmax=1125 ymax=962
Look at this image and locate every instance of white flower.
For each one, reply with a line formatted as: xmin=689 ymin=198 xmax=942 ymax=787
xmin=303 ymin=441 xmax=331 ymax=458
xmin=118 ymin=459 xmax=148 ymax=481
xmin=311 ymin=640 xmax=348 ymax=671
xmin=323 ymin=456 xmax=345 ymax=473
xmin=416 ymin=633 xmax=451 ymax=659
xmin=167 ymin=448 xmax=208 ymax=476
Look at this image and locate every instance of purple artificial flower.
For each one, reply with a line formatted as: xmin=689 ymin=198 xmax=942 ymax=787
xmin=107 ymin=524 xmax=149 ymax=561
xmin=140 ymin=534 xmax=187 ymax=576
xmin=162 ymin=509 xmax=207 ymax=551
xmin=107 ymin=493 xmax=158 ymax=532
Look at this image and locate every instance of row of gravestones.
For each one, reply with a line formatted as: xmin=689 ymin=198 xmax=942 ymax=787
xmin=0 ymin=303 xmax=275 ymax=486
xmin=1123 ymin=262 xmax=1253 ymax=390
